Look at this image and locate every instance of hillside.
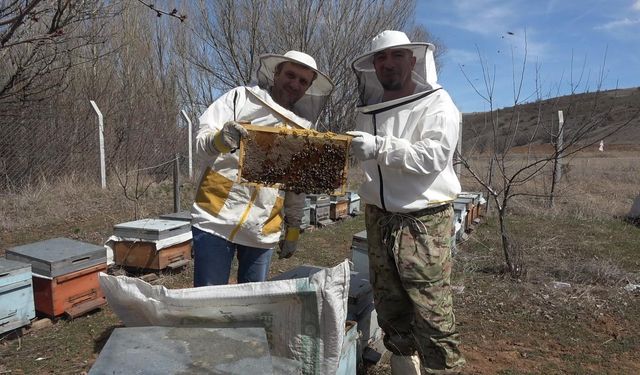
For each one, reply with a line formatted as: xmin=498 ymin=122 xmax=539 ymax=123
xmin=461 ymin=87 xmax=640 ymax=152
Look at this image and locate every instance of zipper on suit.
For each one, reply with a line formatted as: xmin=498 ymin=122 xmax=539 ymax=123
xmin=372 ymin=114 xmax=386 ymax=211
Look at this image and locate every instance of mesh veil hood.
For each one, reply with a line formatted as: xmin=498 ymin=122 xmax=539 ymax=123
xmin=351 ymin=30 xmax=441 ymax=107
xmin=255 ymin=51 xmax=334 ymax=123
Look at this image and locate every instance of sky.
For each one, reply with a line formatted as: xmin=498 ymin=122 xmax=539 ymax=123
xmin=416 ymin=0 xmax=640 ymax=113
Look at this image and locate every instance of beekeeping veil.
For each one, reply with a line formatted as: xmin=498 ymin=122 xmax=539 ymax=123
xmin=256 ymin=50 xmax=334 ymax=123
xmin=351 ymin=30 xmax=440 ymax=106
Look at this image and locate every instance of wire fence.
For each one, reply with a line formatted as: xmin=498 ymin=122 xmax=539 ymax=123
xmin=0 ymin=101 xmax=195 ymax=193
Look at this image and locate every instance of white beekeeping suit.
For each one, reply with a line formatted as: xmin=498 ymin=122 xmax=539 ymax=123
xmin=351 ymin=31 xmax=461 ymax=212
xmin=348 ymin=30 xmax=466 ymax=375
xmin=192 ymin=51 xmax=334 ymax=249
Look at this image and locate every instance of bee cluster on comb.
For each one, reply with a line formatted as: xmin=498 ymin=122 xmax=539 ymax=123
xmin=238 ymin=125 xmax=351 ymax=195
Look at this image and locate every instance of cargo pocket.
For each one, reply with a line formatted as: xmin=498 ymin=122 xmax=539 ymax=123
xmin=195 ymin=167 xmax=234 ymax=216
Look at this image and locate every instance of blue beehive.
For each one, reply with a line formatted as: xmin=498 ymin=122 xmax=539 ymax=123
xmin=0 ymin=258 xmax=35 ymax=335
xmin=336 ymin=321 xmax=358 ymax=375
xmin=301 ymin=197 xmax=311 ymax=230
xmin=308 ymin=194 xmax=330 ymax=225
xmin=346 ymin=191 xmax=361 ymax=215
xmin=350 ymin=230 xmax=369 ymax=278
xmin=271 ymin=265 xmax=379 ymax=371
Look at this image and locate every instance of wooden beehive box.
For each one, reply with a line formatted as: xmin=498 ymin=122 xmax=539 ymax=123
xmin=31 ymin=263 xmax=107 ymax=318
xmin=113 ymin=240 xmax=191 ymax=271
xmin=6 ymin=238 xmax=108 ymax=318
xmin=238 ymin=125 xmax=351 ymax=195
xmin=0 ymin=258 xmax=35 ymax=334
xmin=330 ymin=195 xmax=349 ymax=220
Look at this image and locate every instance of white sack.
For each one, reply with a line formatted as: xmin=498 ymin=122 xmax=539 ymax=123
xmin=99 ymin=259 xmax=350 ymax=375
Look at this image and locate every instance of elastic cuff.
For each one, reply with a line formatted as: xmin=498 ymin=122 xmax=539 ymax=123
xmin=285 ymin=227 xmax=300 ymax=241
xmin=213 ymin=131 xmax=231 ymax=153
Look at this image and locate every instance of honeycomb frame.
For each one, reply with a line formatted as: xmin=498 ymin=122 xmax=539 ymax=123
xmin=237 ymin=124 xmax=351 ymax=195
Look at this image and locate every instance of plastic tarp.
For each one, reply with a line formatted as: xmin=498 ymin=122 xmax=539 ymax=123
xmin=99 ymin=259 xmax=351 ymax=375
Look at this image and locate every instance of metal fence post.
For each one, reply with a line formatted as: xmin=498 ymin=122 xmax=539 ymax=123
xmin=89 ymin=100 xmax=106 ymax=189
xmin=457 ymin=111 xmax=463 ymax=176
xmin=173 ymin=153 xmax=180 ymax=212
xmin=556 ymin=110 xmax=564 ymax=182
xmin=180 ymin=110 xmax=193 ymax=179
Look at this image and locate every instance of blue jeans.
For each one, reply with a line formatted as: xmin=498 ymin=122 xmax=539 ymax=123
xmin=192 ymin=227 xmax=274 ymax=286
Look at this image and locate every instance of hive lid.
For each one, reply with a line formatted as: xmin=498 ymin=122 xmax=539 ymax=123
xmin=113 ymin=218 xmax=191 ymax=241
xmin=158 ymin=211 xmax=192 ymax=222
xmin=0 ymin=258 xmax=32 ymax=275
xmin=89 ymin=326 xmax=273 ymax=375
xmin=351 ymin=230 xmax=368 ymax=249
xmin=6 ymin=238 xmax=106 ymax=277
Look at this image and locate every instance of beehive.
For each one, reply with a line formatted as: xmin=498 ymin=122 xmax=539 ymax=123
xmin=350 ymin=231 xmax=369 ymax=278
xmin=89 ymin=327 xmax=273 ymax=374
xmin=346 ymin=191 xmax=361 ymax=215
xmin=238 ymin=125 xmax=351 ymax=195
xmin=113 ymin=240 xmax=191 ymax=271
xmin=0 ymin=258 xmax=35 ymax=334
xmin=330 ymin=195 xmax=349 ymax=220
xmin=6 ymin=238 xmax=107 ymax=318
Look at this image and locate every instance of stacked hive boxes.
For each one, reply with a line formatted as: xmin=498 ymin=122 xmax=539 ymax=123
xmin=112 ymin=218 xmax=192 ymax=271
xmin=346 ymin=191 xmax=361 ymax=216
xmin=6 ymin=238 xmax=107 ymax=318
xmin=453 ymin=192 xmax=486 ymax=240
xmin=308 ymin=194 xmax=331 ymax=225
xmin=330 ymin=194 xmax=349 ymax=220
xmin=301 ymin=197 xmax=311 ymax=230
xmin=348 ymin=230 xmax=383 ymax=359
xmin=0 ymin=258 xmax=35 ymax=334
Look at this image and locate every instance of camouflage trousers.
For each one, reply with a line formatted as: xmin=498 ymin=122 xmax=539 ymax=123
xmin=365 ymin=203 xmax=465 ymax=372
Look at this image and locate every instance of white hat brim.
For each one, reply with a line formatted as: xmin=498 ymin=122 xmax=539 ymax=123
xmin=258 ymin=54 xmax=334 ymax=96
xmin=351 ymin=42 xmax=434 ymax=72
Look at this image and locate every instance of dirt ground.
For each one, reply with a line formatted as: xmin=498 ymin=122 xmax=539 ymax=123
xmin=1 ymin=148 xmax=639 ymax=374
xmin=2 ymin=211 xmax=638 ymax=375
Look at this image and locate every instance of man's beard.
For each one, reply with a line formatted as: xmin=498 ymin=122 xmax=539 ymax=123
xmin=380 ymin=80 xmax=403 ymax=91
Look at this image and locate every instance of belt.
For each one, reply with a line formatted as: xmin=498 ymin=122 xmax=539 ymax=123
xmin=408 ymin=203 xmax=451 ymax=217
xmin=369 ymin=202 xmax=452 ymax=217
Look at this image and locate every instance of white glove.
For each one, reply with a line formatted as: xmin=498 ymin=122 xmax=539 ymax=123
xmin=278 ymin=226 xmax=300 ymax=259
xmin=346 ymin=131 xmax=382 ymax=161
xmin=213 ymin=121 xmax=248 ymax=153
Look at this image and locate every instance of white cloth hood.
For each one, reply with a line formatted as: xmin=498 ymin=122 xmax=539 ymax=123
xmin=256 ymin=50 xmax=334 ymax=123
xmin=352 ymin=30 xmax=440 ymax=107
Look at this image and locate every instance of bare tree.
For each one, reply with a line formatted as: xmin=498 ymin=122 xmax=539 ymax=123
xmin=0 ymin=0 xmax=123 ymax=189
xmin=174 ymin=0 xmax=439 ymax=132
xmin=458 ymin=37 xmax=640 ymax=276
xmin=0 ymin=0 xmax=120 ymax=105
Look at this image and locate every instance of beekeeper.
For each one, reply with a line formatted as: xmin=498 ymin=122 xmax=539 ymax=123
xmin=348 ymin=30 xmax=465 ymax=374
xmin=191 ymin=51 xmax=334 ymax=286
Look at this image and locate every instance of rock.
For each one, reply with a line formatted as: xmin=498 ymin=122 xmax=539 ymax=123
xmin=30 ymin=318 xmax=53 ymax=331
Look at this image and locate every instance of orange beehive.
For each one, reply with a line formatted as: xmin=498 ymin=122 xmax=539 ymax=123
xmin=6 ymin=238 xmax=108 ymax=318
xmin=32 ymin=263 xmax=107 ymax=318
xmin=113 ymin=240 xmax=191 ymax=270
xmin=330 ymin=197 xmax=349 ymax=220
